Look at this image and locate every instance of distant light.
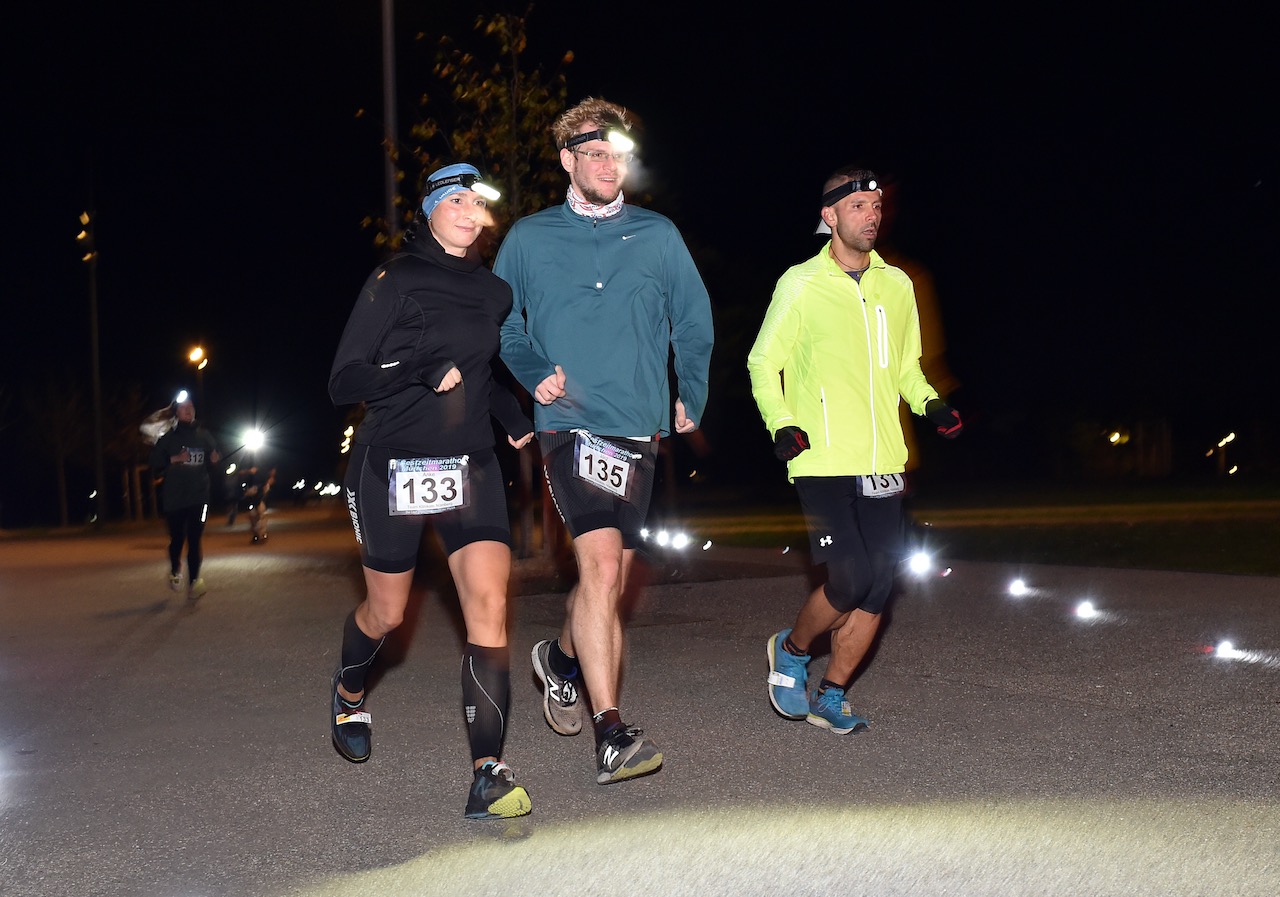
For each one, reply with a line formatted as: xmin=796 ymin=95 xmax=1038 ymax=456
xmin=1009 ymin=578 xmax=1029 ymax=597
xmin=640 ymin=528 xmax=651 ymax=540
xmin=688 ymin=469 xmax=698 ymax=479
xmin=243 ymin=428 xmax=265 ymax=451
xmin=1228 ymin=465 xmax=1238 ymax=475
xmin=907 ymin=551 xmax=932 ymax=577
xmin=226 ymin=463 xmax=238 ymax=475
xmin=1108 ymin=431 xmax=1121 ymax=444
xmin=292 ymin=479 xmax=306 ymax=490
xmin=655 ymin=530 xmax=671 ymax=547
xmin=782 ymin=546 xmax=790 ymax=554
xmin=1075 ymin=600 xmax=1099 ymax=620
xmin=670 ymin=532 xmax=690 ymax=550
xmin=701 ymin=540 xmax=712 ymax=551
xmin=88 ymin=490 xmax=97 ymax=499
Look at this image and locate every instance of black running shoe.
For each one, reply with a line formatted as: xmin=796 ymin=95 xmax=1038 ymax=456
xmin=330 ymin=672 xmax=371 ymax=763
xmin=464 ymin=761 xmax=532 ymax=820
xmin=595 ymin=725 xmax=663 ymax=785
xmin=531 ymin=639 xmax=582 ymax=735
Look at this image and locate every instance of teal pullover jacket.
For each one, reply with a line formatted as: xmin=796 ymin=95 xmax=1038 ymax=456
xmin=496 ymin=202 xmax=714 ymax=437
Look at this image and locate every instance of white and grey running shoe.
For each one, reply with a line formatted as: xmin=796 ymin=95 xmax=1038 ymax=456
xmin=531 ymin=639 xmax=582 ymax=735
xmin=595 ymin=725 xmax=663 ymax=785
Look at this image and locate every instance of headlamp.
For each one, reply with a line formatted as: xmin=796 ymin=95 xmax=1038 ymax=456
xmin=425 ymin=172 xmax=501 ymax=202
xmin=820 ymin=177 xmax=880 ymax=207
xmin=565 ymin=127 xmax=636 ymax=153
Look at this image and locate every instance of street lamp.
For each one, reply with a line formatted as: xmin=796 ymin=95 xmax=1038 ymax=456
xmin=188 ymin=346 xmax=208 ymax=410
xmin=78 ymin=211 xmax=106 ymax=526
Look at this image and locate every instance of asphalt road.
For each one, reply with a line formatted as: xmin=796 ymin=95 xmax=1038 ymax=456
xmin=1 ymin=506 xmax=1277 ymax=896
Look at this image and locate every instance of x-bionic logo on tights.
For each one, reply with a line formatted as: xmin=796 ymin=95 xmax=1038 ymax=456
xmin=819 ymin=535 xmax=833 ymax=547
xmin=346 ymin=487 xmax=362 ymax=544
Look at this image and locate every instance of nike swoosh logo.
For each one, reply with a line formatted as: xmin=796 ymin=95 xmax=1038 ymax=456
xmin=621 ymin=234 xmax=636 ymax=240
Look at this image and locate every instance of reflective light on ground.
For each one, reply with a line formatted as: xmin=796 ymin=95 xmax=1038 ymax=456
xmin=1075 ymin=600 xmax=1100 ymax=620
xmin=1009 ymin=578 xmax=1030 ymax=597
xmin=907 ymin=551 xmax=933 ymax=577
xmin=1215 ymin=640 xmax=1245 ymax=660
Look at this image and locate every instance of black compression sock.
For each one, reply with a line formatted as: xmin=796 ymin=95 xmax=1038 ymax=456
xmin=592 ymin=708 xmax=623 ymax=745
xmin=339 ymin=610 xmax=385 ymax=695
xmin=462 ymin=643 xmax=511 ymax=763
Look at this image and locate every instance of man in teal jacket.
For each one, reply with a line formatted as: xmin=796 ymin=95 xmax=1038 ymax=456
xmin=497 ymin=96 xmax=714 ymax=785
xmin=748 ymin=165 xmax=961 ymax=735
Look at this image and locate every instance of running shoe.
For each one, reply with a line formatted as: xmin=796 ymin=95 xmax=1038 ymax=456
xmin=530 ymin=639 xmax=582 ymax=735
xmin=188 ymin=577 xmax=207 ymax=599
xmin=464 ymin=761 xmax=532 ymax=820
xmin=595 ymin=725 xmax=663 ymax=785
xmin=806 ymin=686 xmax=869 ymax=735
xmin=169 ymin=573 xmax=182 ymax=592
xmin=330 ymin=672 xmax=371 ymax=762
xmin=766 ymin=628 xmax=810 ymax=719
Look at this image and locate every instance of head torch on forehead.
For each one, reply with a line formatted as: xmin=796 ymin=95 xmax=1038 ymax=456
xmin=565 ymin=125 xmax=636 ymax=153
xmin=820 ymin=176 xmax=880 ymax=207
xmin=426 ymin=172 xmax=501 ymax=202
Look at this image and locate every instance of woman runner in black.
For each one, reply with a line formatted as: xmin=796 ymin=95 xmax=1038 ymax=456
xmin=327 ymin=163 xmax=535 ymax=820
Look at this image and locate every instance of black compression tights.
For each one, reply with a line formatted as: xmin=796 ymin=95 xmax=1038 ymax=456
xmin=166 ymin=505 xmax=207 ymax=578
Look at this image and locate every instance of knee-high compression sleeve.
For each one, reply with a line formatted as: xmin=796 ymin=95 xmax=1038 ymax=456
xmin=461 ymin=643 xmax=510 ymax=763
xmin=338 ymin=610 xmax=385 ymax=694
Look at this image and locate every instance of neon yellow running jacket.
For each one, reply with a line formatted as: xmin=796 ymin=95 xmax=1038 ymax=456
xmin=747 ymin=245 xmax=940 ymax=481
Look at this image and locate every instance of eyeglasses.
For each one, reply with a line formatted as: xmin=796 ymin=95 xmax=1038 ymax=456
xmin=570 ymin=148 xmax=634 ymax=164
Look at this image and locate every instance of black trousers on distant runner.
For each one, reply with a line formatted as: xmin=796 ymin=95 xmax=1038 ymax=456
xmin=166 ymin=503 xmax=208 ymax=579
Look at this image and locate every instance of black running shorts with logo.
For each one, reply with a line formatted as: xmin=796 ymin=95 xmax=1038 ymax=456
xmin=792 ymin=476 xmax=905 ymax=565
xmin=344 ymin=442 xmax=511 ymax=573
xmin=539 ymin=430 xmax=658 ymax=549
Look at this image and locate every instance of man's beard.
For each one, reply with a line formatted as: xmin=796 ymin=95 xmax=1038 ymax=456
xmin=581 ymin=183 xmax=621 ymax=205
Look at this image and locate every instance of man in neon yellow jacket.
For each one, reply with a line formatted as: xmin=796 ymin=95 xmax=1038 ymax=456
xmin=748 ymin=165 xmax=962 ymax=735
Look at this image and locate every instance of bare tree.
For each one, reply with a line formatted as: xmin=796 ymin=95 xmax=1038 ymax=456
xmin=23 ymin=379 xmax=90 ymax=527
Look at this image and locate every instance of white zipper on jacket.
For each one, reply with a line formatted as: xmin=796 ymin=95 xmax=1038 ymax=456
xmin=876 ymin=305 xmax=889 ymax=369
xmin=854 ymin=280 xmax=878 ymax=472
xmin=820 ymin=386 xmax=830 ymax=446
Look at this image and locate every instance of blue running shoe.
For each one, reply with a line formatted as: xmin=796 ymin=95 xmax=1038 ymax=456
xmin=331 ymin=672 xmax=372 ymax=762
xmin=465 ymin=761 xmax=532 ymax=820
xmin=766 ymin=629 xmax=810 ymax=720
xmin=807 ymin=687 xmax=869 ymax=735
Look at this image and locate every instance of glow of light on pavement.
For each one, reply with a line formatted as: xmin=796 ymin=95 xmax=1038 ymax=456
xmin=1009 ymin=578 xmax=1029 ymax=597
xmin=284 ymin=800 xmax=1280 ymax=897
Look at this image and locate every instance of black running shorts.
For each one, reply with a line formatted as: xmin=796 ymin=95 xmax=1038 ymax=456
xmin=539 ymin=430 xmax=658 ymax=549
xmin=344 ymin=442 xmax=511 ymax=573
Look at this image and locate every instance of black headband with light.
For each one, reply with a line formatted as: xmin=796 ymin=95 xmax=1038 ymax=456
xmin=564 ymin=126 xmax=635 ymax=151
xmin=427 ymin=172 xmax=487 ymax=193
xmin=820 ymin=177 xmax=880 ymax=207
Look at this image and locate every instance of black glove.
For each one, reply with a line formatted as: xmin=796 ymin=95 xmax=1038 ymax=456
xmin=925 ymin=399 xmax=963 ymax=439
xmin=773 ymin=426 xmax=810 ymax=461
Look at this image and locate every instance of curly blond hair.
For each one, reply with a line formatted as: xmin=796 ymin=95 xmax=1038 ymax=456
xmin=552 ymin=97 xmax=633 ymax=149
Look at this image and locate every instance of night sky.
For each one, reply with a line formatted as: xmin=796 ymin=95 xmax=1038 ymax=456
xmin=3 ymin=4 xmax=1275 ymax=524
